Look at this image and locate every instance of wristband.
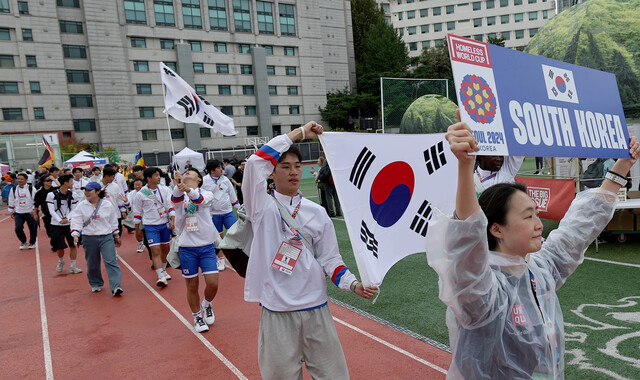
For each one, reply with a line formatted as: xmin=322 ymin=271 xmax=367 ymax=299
xmin=350 ymin=280 xmax=359 ymax=292
xmin=605 ymin=170 xmax=628 ymax=187
xmin=299 ymin=126 xmax=306 ymax=140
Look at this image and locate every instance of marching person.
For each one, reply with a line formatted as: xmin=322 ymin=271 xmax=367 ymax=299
xmin=101 ymin=167 xmax=128 ymax=236
xmin=244 ymin=122 xmax=378 ymax=379
xmin=128 ymin=178 xmax=147 ymax=253
xmin=34 ymin=173 xmax=56 ymax=251
xmin=426 ymin=114 xmax=640 ymax=379
xmin=71 ymin=167 xmax=90 ymax=201
xmin=133 ymin=167 xmax=175 ymax=287
xmin=47 ymin=174 xmax=82 ymax=274
xmin=8 ymin=172 xmax=38 ymax=250
xmin=171 ymin=169 xmax=219 ymax=333
xmin=70 ymin=182 xmax=123 ymax=295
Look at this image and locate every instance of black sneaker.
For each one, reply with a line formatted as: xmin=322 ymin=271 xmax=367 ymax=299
xmin=112 ymin=287 xmax=123 ymax=296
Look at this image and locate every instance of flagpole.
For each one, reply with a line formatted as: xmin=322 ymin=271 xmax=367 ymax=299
xmin=162 ymin=82 xmax=178 ymax=171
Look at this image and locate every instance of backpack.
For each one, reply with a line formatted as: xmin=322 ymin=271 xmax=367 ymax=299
xmin=52 ymin=189 xmax=73 ymax=215
xmin=583 ymin=158 xmax=605 ymax=188
xmin=12 ymin=184 xmax=33 ymax=199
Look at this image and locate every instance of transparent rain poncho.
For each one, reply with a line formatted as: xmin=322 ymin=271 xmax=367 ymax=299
xmin=426 ymin=188 xmax=617 ymax=379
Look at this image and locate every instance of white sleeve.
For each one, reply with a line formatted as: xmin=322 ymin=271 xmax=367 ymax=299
xmin=70 ymin=204 xmax=85 ymax=236
xmin=132 ymin=190 xmax=142 ymax=224
xmin=47 ymin=192 xmax=62 ymax=224
xmin=7 ymin=187 xmax=15 ymax=212
xmin=312 ymin=213 xmax=358 ymax=290
xmin=225 ymin=178 xmax=239 ymax=207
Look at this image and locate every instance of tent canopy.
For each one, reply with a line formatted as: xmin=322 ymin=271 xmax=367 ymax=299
xmin=64 ymin=151 xmax=108 ymax=169
xmin=173 ymin=147 xmax=205 ymax=172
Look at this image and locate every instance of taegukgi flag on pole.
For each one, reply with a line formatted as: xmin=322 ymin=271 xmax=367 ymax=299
xmin=320 ymin=132 xmax=457 ymax=287
xmin=159 ymin=62 xmax=237 ymax=136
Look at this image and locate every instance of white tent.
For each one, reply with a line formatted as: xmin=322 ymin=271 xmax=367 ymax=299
xmin=64 ymin=151 xmax=108 ymax=169
xmin=173 ymin=147 xmax=205 ymax=172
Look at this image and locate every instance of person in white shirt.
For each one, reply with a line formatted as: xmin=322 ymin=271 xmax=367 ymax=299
xmin=8 ymin=172 xmax=38 ymax=250
xmin=46 ymin=174 xmax=82 ymax=274
xmin=49 ymin=166 xmax=61 ymax=187
xmin=128 ymin=178 xmax=147 ymax=254
xmin=202 ymin=159 xmax=240 ymax=271
xmin=474 ymin=155 xmax=525 ymax=195
xmin=71 ymin=167 xmax=90 ymax=202
xmin=171 ymin=169 xmax=219 ymax=333
xmin=101 ymin=167 xmax=128 ymax=236
xmin=89 ymin=166 xmax=102 ymax=183
xmin=106 ymin=163 xmax=129 ymax=196
xmin=133 ymin=167 xmax=176 ymax=287
xmin=244 ymin=122 xmax=378 ymax=379
xmin=70 ymin=182 xmax=123 ymax=295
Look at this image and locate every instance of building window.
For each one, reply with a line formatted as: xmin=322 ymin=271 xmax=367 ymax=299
xmin=472 ymin=1 xmax=481 ymax=10
xmin=502 ymin=31 xmax=510 ymax=40
xmin=70 ymin=94 xmax=93 ymax=107
xmin=29 ymin=81 xmax=40 ymax=94
xmin=407 ymin=10 xmax=415 ymax=19
xmin=433 ymin=23 xmax=442 ymax=32
xmin=0 ymin=55 xmax=15 ymax=68
xmin=421 ymin=24 xmax=429 ymax=33
xmin=398 ymin=28 xmax=404 ymax=37
xmin=34 ymin=107 xmax=45 ymax=120
xmin=193 ymin=63 xmax=204 ymax=73
xmin=529 ymin=11 xmax=537 ymax=21
xmin=18 ymin=1 xmax=28 ymax=14
xmin=165 ymin=61 xmax=177 ymax=71
xmin=141 ymin=130 xmax=157 ymax=140
xmin=136 ymin=84 xmax=152 ymax=94
xmin=289 ymin=105 xmax=299 ymax=114
xmin=183 ymin=0 xmax=202 ymax=29
xmin=214 ymin=42 xmax=227 ymax=52
xmin=514 ymin=13 xmax=523 ymax=22
xmin=218 ymin=85 xmax=231 ymax=95
xmin=73 ymin=119 xmax=96 ymax=131
xmin=0 ymin=81 xmax=19 ymax=94
xmin=160 ymin=39 xmax=174 ymax=49
xmin=263 ymin=45 xmax=273 ymax=55
xmin=154 ymin=0 xmax=175 ymax=26
xmin=446 ymin=21 xmax=455 ymax=31
xmin=397 ymin=12 xmax=402 ymax=21
xmin=66 ymin=70 xmax=90 ymax=83
xmin=514 ymin=0 xmax=522 ymax=4
xmin=268 ymin=85 xmax=277 ymax=95
xmin=515 ymin=29 xmax=524 ymax=39
xmin=279 ymin=3 xmax=296 ymax=36
xmin=284 ymin=46 xmax=295 ymax=56
xmin=543 ymin=10 xmax=548 ymax=19
xmin=63 ymin=45 xmax=87 ymax=58
xmin=171 ymin=129 xmax=185 ymax=139
xmin=59 ymin=20 xmax=83 ymax=34
xmin=247 ymin=126 xmax=258 ymax=136
xmin=445 ymin=5 xmax=454 ymax=14
xmin=245 ymin=106 xmax=256 ymax=115
xmin=474 ymin=34 xmax=483 ymax=42
xmin=408 ymin=26 xmax=417 ymax=35
xmin=57 ymin=0 xmax=80 ymax=7
xmin=272 ymin=125 xmax=280 ymax=136
xmin=432 ymin=6 xmax=441 ymax=15
xmin=270 ymin=105 xmax=279 ymax=115
xmin=285 ymin=66 xmax=296 ymax=76
xmin=131 ymin=37 xmax=146 ymax=48
xmin=0 ymin=0 xmax=8 ymax=12
xmin=22 ymin=29 xmax=33 ymax=41
xmin=240 ymin=64 xmax=252 ymax=74
xmin=233 ymin=0 xmax=252 ymax=33
xmin=220 ymin=106 xmax=233 ymax=115
xmin=473 ymin=18 xmax=482 ymax=27
xmin=3 ymin=108 xmax=23 ymax=120
xmin=195 ymin=84 xmax=206 ymax=94
xmin=422 ymin=41 xmax=430 ymax=49
xmin=420 ymin=8 xmax=428 ymax=17
xmin=200 ymin=128 xmax=211 ymax=138
xmin=216 ymin=63 xmax=229 ymax=74
xmin=208 ymin=0 xmax=228 ymax=30
xmin=528 ymin=0 xmax=536 ymax=3
xmin=529 ymin=28 xmax=538 ymax=37
xmin=26 ymin=55 xmax=37 ymax=67
xmin=242 ymin=85 xmax=254 ymax=95
xmin=287 ymin=86 xmax=298 ymax=95
xmin=487 ymin=16 xmax=495 ymax=26
xmin=124 ymin=0 xmax=146 ymax=24
xmin=486 ymin=0 xmax=495 ymax=8
xmin=239 ymin=43 xmax=250 ymax=53
xmin=501 ymin=14 xmax=509 ymax=24
xmin=500 ymin=0 xmax=508 ymax=6
xmin=190 ymin=41 xmax=202 ymax=51
xmin=257 ymin=1 xmax=274 ymax=34
xmin=134 ymin=61 xmax=149 ymax=72
xmin=409 ymin=42 xmax=418 ymax=51
xmin=0 ymin=28 xmax=10 ymax=40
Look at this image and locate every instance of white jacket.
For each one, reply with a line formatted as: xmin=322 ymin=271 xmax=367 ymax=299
xmin=172 ymin=187 xmax=217 ymax=247
xmin=46 ymin=189 xmax=80 ymax=226
xmin=70 ymin=199 xmax=119 ymax=237
xmin=8 ymin=184 xmax=36 ymax=214
xmin=132 ymin=185 xmax=175 ymax=226
xmin=202 ymin=174 xmax=239 ymax=215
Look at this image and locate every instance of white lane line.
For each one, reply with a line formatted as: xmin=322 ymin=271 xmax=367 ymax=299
xmin=332 ymin=316 xmax=448 ymax=375
xmin=0 ymin=215 xmax=12 ymax=222
xmin=118 ymin=256 xmax=247 ymax=380
xmin=35 ymin=239 xmax=54 ymax=380
xmin=585 ymin=257 xmax=640 ymax=268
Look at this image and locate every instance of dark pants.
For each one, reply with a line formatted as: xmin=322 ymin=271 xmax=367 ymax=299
xmin=535 ymin=157 xmax=544 ymax=170
xmin=83 ymin=234 xmax=122 ymax=292
xmin=14 ymin=212 xmax=38 ymax=245
xmin=324 ymin=184 xmax=342 ymax=217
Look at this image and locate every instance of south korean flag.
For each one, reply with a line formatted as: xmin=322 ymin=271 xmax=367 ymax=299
xmin=319 ymin=132 xmax=457 ymax=287
xmin=542 ymin=64 xmax=579 ymax=104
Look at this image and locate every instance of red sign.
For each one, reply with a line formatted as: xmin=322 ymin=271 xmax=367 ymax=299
xmin=447 ymin=34 xmax=492 ymax=68
xmin=515 ymin=176 xmax=575 ymax=221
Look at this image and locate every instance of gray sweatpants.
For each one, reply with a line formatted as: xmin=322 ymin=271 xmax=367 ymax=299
xmin=83 ymin=234 xmax=122 ymax=292
xmin=258 ymin=304 xmax=349 ymax=380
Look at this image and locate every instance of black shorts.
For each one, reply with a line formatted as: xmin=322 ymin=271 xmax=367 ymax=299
xmin=50 ymin=225 xmax=75 ymax=251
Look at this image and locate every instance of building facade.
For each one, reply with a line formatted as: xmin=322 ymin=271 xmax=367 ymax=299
xmin=0 ymin=0 xmax=356 ymax=166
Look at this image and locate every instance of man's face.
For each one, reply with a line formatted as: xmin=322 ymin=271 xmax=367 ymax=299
xmin=92 ymin=169 xmax=100 ymax=176
xmin=272 ymin=153 xmax=301 ymax=196
xmin=62 ymin=178 xmax=73 ymax=188
xmin=134 ymin=169 xmax=143 ymax=179
xmin=17 ymin=175 xmax=27 ymax=186
xmin=239 ymin=162 xmax=245 ymax=171
xmin=148 ymin=172 xmax=161 ymax=186
xmin=478 ymin=156 xmax=504 ymax=172
xmin=134 ymin=181 xmax=143 ymax=191
xmin=211 ymin=165 xmax=223 ymax=177
xmin=73 ymin=171 xmax=83 ymax=180
xmin=51 ymin=169 xmax=59 ymax=178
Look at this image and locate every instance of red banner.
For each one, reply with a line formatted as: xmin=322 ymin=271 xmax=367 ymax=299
xmin=515 ymin=176 xmax=575 ymax=221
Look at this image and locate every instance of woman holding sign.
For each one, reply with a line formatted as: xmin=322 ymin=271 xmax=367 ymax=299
xmin=426 ymin=111 xmax=639 ymax=379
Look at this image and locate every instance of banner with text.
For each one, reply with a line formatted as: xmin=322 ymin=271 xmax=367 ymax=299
xmin=448 ymin=34 xmax=630 ymax=158
xmin=515 ymin=176 xmax=575 ymax=221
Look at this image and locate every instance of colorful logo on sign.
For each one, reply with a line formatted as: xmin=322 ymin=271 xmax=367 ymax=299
xmin=460 ymin=74 xmax=497 ymax=125
xmin=369 ymin=162 xmax=414 ymax=228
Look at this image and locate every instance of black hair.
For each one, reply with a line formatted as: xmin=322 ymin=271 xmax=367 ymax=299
xmin=132 ymin=165 xmax=144 ymax=172
xmin=49 ymin=166 xmax=59 ymax=173
xmin=17 ymin=172 xmax=28 ymax=180
xmin=72 ymin=167 xmax=84 ymax=174
xmin=478 ymin=182 xmax=528 ymax=250
xmin=223 ymin=158 xmax=230 ymax=163
xmin=58 ymin=174 xmax=74 ymax=185
xmin=102 ymin=167 xmax=117 ymax=177
xmin=133 ymin=177 xmax=144 ymax=185
xmin=279 ymin=145 xmax=302 ymax=163
xmin=39 ymin=173 xmax=51 ymax=183
xmin=143 ymin=167 xmax=161 ymax=180
xmin=206 ymin=159 xmax=222 ymax=174
xmin=92 ymin=167 xmax=101 ymax=172
xmin=184 ymin=168 xmax=203 ymax=187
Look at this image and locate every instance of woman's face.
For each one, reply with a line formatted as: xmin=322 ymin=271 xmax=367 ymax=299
xmin=492 ymin=191 xmax=544 ymax=257
xmin=85 ymin=189 xmax=99 ymax=202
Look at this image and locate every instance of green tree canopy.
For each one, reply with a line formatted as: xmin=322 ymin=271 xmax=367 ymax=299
xmin=350 ymin=0 xmax=385 ymax=65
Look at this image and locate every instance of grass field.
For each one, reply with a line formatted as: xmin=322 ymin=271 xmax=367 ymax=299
xmin=300 ymin=161 xmax=640 ymax=380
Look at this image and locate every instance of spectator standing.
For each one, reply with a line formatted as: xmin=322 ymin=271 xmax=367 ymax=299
xmin=8 ymin=173 xmax=38 ymax=250
xmin=223 ymin=158 xmax=236 ymax=179
xmin=317 ymin=159 xmax=342 ymax=217
xmin=309 ymin=156 xmax=328 ymax=212
xmin=231 ymin=160 xmax=245 ymax=205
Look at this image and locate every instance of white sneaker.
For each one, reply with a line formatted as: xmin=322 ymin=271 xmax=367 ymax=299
xmin=28 ymin=243 xmax=36 ymax=249
xmin=69 ymin=266 xmax=83 ymax=274
xmin=56 ymin=259 xmax=65 ymax=273
xmin=201 ymin=302 xmax=215 ymax=325
xmin=136 ymin=242 xmax=144 ymax=253
xmin=19 ymin=242 xmax=28 ymax=250
xmin=162 ymin=270 xmax=172 ymax=280
xmin=156 ymin=276 xmax=168 ymax=288
xmin=91 ymin=287 xmax=102 ymax=293
xmin=217 ymin=257 xmax=225 ymax=271
xmin=194 ymin=316 xmax=209 ymax=333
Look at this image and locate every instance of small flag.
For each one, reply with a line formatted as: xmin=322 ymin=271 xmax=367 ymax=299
xmin=542 ymin=64 xmax=579 ymax=104
xmin=409 ymin=200 xmax=434 ymax=237
xmin=424 ymin=141 xmax=447 ymax=175
xmin=135 ymin=150 xmax=146 ymax=167
xmin=349 ymin=147 xmax=376 ymax=189
xmin=38 ymin=137 xmax=55 ymax=168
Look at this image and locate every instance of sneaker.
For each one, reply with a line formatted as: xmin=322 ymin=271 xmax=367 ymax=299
xmin=19 ymin=242 xmax=28 ymax=250
xmin=201 ymin=303 xmax=215 ymax=325
xmin=56 ymin=259 xmax=65 ymax=273
xmin=194 ymin=316 xmax=209 ymax=333
xmin=112 ymin=287 xmax=123 ymax=296
xmin=217 ymin=257 xmax=226 ymax=271
xmin=156 ymin=276 xmax=168 ymax=288
xmin=69 ymin=266 xmax=83 ymax=274
xmin=162 ymin=270 xmax=172 ymax=280
xmin=28 ymin=243 xmax=36 ymax=249
xmin=91 ymin=287 xmax=102 ymax=293
xmin=136 ymin=242 xmax=144 ymax=253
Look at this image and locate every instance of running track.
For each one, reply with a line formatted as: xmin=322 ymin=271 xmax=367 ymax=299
xmin=0 ymin=210 xmax=451 ymax=379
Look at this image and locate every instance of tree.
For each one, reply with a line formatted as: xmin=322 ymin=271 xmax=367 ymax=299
xmin=319 ymin=89 xmax=357 ymax=130
xmin=350 ymin=0 xmax=385 ymax=66
xmin=412 ymin=44 xmax=453 ymax=80
xmin=487 ymin=34 xmax=506 ymax=47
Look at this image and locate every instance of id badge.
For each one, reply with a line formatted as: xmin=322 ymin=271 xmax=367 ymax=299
xmin=158 ymin=205 xmax=167 ymax=218
xmin=185 ymin=216 xmax=198 ymax=232
xmin=271 ymin=240 xmax=303 ymax=275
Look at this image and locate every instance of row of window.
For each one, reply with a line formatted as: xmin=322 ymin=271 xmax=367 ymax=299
xmin=133 ymin=60 xmax=297 ymax=76
xmin=123 ymin=0 xmax=296 ymax=36
xmin=138 ymin=104 xmax=300 ymax=118
xmin=136 ymin=83 xmax=299 ymax=96
xmin=406 ymin=28 xmax=538 ymax=51
xmin=0 ymin=0 xmax=80 ymax=13
xmin=395 ymin=0 xmax=545 ymax=12
xmin=3 ymin=107 xmax=44 ymax=120
xmin=399 ymin=11 xmax=547 ymax=36
xmin=131 ymin=37 xmax=296 ymax=57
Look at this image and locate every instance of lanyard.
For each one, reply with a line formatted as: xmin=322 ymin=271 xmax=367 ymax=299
xmin=528 ymin=269 xmax=545 ymax=323
xmin=272 ymin=191 xmax=302 ymax=238
xmin=152 ymin=187 xmax=163 ymax=203
xmin=18 ymin=186 xmax=26 ymax=198
xmin=184 ymin=190 xmax=199 ymax=215
xmin=476 ymin=168 xmax=497 ymax=184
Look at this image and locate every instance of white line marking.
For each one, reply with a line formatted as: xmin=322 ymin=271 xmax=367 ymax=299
xmin=118 ymin=256 xmax=247 ymax=380
xmin=35 ymin=239 xmax=54 ymax=380
xmin=0 ymin=215 xmax=11 ymax=222
xmin=585 ymin=257 xmax=640 ymax=269
xmin=332 ymin=316 xmax=448 ymax=375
